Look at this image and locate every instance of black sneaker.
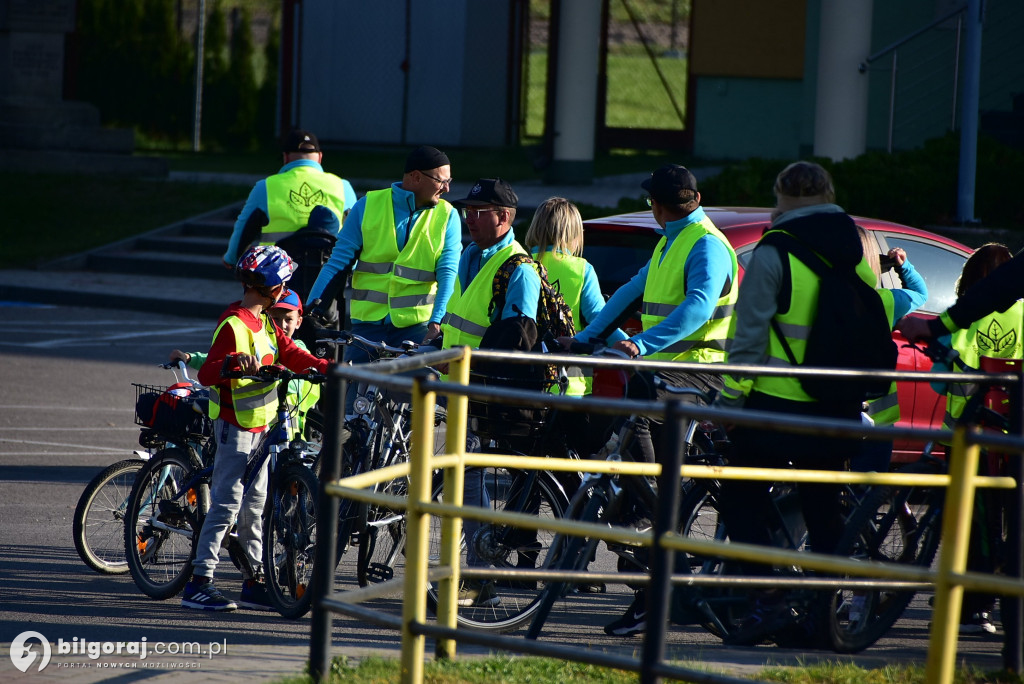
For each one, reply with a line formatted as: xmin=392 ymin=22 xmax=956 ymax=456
xmin=181 ymin=580 xmax=237 ymax=612
xmin=604 ymin=592 xmax=646 ymax=636
xmin=238 ymin=577 xmax=274 ymax=611
xmin=723 ymin=595 xmax=795 ymax=646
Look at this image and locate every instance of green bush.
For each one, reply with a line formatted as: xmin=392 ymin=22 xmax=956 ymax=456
xmin=74 ymin=0 xmax=276 ymax=151
xmin=699 ymin=134 xmax=1024 ymax=232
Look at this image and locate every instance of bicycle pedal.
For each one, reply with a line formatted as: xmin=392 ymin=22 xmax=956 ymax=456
xmin=365 ymin=563 xmax=394 ymax=583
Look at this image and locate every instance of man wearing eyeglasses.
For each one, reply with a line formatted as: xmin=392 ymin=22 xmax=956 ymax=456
xmin=305 ymin=145 xmax=462 ymax=412
xmin=439 ymin=178 xmax=541 ymax=608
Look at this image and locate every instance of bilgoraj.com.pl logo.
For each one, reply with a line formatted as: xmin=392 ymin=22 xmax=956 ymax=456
xmin=9 ymin=631 xmax=228 ymax=672
xmin=9 ymin=631 xmax=51 ymax=673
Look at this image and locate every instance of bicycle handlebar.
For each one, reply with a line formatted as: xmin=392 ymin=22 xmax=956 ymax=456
xmin=315 ymin=329 xmax=420 ymax=356
xmin=221 ymin=364 xmax=327 ymax=384
xmin=902 ymin=338 xmax=962 ymax=368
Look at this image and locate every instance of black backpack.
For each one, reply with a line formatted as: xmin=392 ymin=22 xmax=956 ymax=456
xmin=488 ymin=253 xmax=577 ymax=346
xmin=762 ymin=232 xmax=896 ymax=403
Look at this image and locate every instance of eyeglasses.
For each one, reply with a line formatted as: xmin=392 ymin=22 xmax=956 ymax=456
xmin=421 ymin=172 xmax=453 ymax=188
xmin=644 ymin=195 xmax=653 ymax=207
xmin=461 ymin=208 xmax=502 ymax=220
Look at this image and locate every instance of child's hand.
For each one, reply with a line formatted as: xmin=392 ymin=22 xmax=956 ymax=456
xmin=887 ymin=248 xmax=907 ymax=267
xmin=169 ymin=349 xmax=190 ymax=364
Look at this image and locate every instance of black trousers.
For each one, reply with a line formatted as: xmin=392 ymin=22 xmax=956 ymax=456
xmin=716 ymin=391 xmax=861 ymax=572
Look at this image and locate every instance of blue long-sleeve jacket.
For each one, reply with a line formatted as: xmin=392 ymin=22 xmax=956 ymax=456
xmin=576 ymin=207 xmax=734 ymax=355
xmin=306 ymin=182 xmax=462 ymax=326
xmin=889 ymin=260 xmax=928 ymax=323
xmin=223 ymin=159 xmax=357 ymax=265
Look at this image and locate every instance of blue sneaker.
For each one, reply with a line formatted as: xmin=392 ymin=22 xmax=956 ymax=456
xmin=238 ymin=577 xmax=274 ymax=611
xmin=181 ymin=580 xmax=237 ymax=612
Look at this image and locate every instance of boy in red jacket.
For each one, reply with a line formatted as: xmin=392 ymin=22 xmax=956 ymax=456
xmin=183 ymin=245 xmax=329 ymax=612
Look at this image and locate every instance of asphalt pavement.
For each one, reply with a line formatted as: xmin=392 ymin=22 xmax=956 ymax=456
xmin=0 ymin=172 xmax=1013 ymax=682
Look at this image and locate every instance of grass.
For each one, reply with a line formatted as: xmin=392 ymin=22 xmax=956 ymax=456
xmin=8 ymin=173 xmax=252 ymax=268
xmin=524 ymin=53 xmax=688 ymax=137
xmin=271 ymin=655 xmax=1024 ymax=684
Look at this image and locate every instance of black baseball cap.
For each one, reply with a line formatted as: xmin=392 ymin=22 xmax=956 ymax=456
xmin=452 ymin=178 xmax=518 ymax=208
xmin=642 ymin=164 xmax=698 ymax=204
xmin=404 ymin=145 xmax=450 ymax=173
xmin=282 ymin=129 xmax=320 ymax=153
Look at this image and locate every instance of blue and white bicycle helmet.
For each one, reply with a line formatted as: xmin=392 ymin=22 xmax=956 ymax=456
xmin=235 ymin=245 xmax=296 ymax=289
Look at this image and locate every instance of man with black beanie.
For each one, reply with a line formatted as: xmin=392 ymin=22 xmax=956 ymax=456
xmin=306 ymin=145 xmax=463 ymax=413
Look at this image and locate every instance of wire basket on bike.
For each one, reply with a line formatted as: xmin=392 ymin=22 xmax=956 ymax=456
xmin=133 ymin=382 xmax=213 ymax=445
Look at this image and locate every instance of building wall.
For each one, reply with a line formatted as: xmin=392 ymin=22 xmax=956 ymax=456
xmin=297 ymin=0 xmax=514 ymax=147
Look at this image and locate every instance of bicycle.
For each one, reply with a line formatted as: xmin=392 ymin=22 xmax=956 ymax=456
xmin=824 ymin=337 xmax=1016 ymax=651
xmin=523 ymin=377 xmax=721 ymax=639
xmin=123 ymin=364 xmax=325 ymax=615
xmin=310 ymin=330 xmax=448 ymax=588
xmin=73 ymin=361 xmax=209 ymax=575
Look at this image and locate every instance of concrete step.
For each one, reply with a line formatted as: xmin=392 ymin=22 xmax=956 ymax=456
xmin=86 ymin=250 xmax=231 ymax=281
xmin=0 ymin=269 xmax=238 ymax=319
xmin=135 ymin=234 xmax=227 ymax=257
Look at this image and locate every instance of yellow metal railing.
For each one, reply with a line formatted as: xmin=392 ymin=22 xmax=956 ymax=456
xmin=309 ymin=346 xmax=1024 ymax=684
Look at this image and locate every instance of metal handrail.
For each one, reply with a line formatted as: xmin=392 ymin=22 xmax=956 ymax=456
xmin=859 ymin=3 xmax=967 ymax=72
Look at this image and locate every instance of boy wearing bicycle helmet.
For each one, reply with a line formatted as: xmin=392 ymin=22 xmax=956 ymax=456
xmin=183 ymin=245 xmax=330 ymax=612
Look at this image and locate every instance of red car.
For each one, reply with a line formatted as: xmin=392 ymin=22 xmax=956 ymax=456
xmin=581 ymin=207 xmax=975 ymax=463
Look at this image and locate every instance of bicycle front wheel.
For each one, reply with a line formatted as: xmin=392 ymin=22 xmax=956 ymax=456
xmin=827 ymin=460 xmax=944 ymax=652
xmin=427 ymin=467 xmax=570 ymax=633
xmin=263 ymin=462 xmax=321 ymax=619
xmin=124 ymin=448 xmax=208 ymax=599
xmin=73 ymin=458 xmax=145 ymax=574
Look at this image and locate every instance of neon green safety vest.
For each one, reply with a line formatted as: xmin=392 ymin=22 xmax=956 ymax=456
xmin=942 ymin=300 xmax=1024 ymax=429
xmin=287 ymin=339 xmax=322 ymax=439
xmin=350 ymin=189 xmax=453 ymax=327
xmin=724 ymin=230 xmax=879 ymax=402
xmin=536 ymin=250 xmax=588 ymax=396
xmin=865 ymin=289 xmax=900 ymax=427
xmin=441 ymin=242 xmax=527 ymax=351
xmin=640 ymin=218 xmax=738 ymax=363
xmin=262 ymin=166 xmax=347 ymax=244
xmin=209 ymin=314 xmax=280 ymax=429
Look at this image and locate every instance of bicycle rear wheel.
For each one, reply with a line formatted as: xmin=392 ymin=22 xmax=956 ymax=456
xmin=74 ymin=458 xmax=145 ymax=574
xmin=124 ymin=448 xmax=208 ymax=599
xmin=263 ymin=462 xmax=321 ymax=619
xmin=827 ymin=460 xmax=944 ymax=652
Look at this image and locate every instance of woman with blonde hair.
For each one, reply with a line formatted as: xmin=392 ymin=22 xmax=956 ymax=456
xmin=525 ymin=198 xmax=626 ymax=397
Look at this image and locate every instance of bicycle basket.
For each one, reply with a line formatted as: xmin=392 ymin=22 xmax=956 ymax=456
xmin=134 ymin=382 xmax=213 ymax=439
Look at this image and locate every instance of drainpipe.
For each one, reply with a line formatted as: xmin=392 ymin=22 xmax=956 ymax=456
xmin=956 ymin=0 xmax=983 ymax=224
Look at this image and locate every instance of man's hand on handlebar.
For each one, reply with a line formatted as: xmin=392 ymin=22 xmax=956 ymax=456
xmin=422 ymin=322 xmax=442 ymax=345
xmin=611 ymin=339 xmax=640 ymax=359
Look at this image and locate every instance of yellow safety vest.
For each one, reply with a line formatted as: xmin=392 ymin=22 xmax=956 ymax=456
xmin=641 ymin=218 xmax=738 ymax=363
xmin=942 ymin=301 xmax=1024 ymax=428
xmin=536 ymin=250 xmax=587 ymax=396
xmin=262 ymin=166 xmax=347 ymax=244
xmin=441 ymin=242 xmax=527 ymax=351
xmin=724 ymin=230 xmax=878 ymax=402
xmin=209 ymin=314 xmax=280 ymax=428
xmin=865 ymin=289 xmax=900 ymax=427
xmin=350 ymin=189 xmax=453 ymax=327
xmin=287 ymin=339 xmax=322 ymax=439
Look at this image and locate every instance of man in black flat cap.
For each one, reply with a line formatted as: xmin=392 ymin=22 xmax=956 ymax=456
xmin=306 ymin=145 xmax=462 ymax=413
xmin=223 ymin=128 xmax=357 ymax=268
